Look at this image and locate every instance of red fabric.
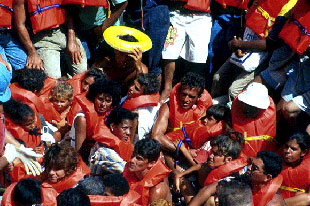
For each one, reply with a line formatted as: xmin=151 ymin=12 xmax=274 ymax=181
xmin=215 ymin=0 xmax=249 ymax=9
xmin=245 ymin=0 xmax=289 ymax=38
xmin=88 ymin=190 xmax=141 ymax=206
xmin=66 ymin=94 xmax=83 ymax=126
xmin=46 ymin=157 xmax=90 ymax=193
xmin=280 ymin=153 xmax=310 ymax=198
xmin=64 ymin=0 xmax=108 ymax=8
xmin=39 ymin=77 xmax=58 ymax=102
xmin=67 ymin=72 xmax=85 ymax=97
xmin=184 ymin=0 xmax=211 ymax=12
xmin=278 ymin=0 xmax=310 ymax=55
xmin=123 ymin=159 xmax=171 ymax=206
xmin=204 ymin=152 xmax=248 ymax=186
xmin=93 ymin=120 xmax=134 ymax=162
xmin=0 ymin=0 xmax=13 ymax=29
xmin=232 ymin=95 xmax=277 ymax=157
xmin=168 ymin=83 xmax=212 ymax=130
xmin=9 ymin=162 xmax=39 ymax=183
xmin=252 ymin=175 xmax=283 ymax=206
xmin=122 ymin=93 xmax=160 ymax=111
xmin=1 ymin=182 xmax=57 ymax=206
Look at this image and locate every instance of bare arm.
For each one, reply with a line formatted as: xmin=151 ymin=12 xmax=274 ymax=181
xmin=284 ymin=193 xmax=310 ymax=206
xmin=188 ymin=182 xmax=218 ymax=206
xmin=266 ymin=194 xmax=286 ymax=206
xmin=74 ymin=116 xmax=87 ymax=152
xmin=228 ymin=36 xmax=267 ymax=52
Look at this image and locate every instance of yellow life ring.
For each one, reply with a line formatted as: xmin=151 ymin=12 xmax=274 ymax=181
xmin=103 ymin=26 xmax=152 ymax=53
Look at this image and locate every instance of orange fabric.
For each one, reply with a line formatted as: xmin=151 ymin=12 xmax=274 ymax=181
xmin=0 ymin=0 xmax=13 ymax=29
xmin=278 ymin=0 xmax=310 ymax=55
xmin=64 ymin=0 xmax=108 ymax=8
xmin=66 ymin=94 xmax=83 ymax=126
xmin=168 ymin=83 xmax=213 ymax=130
xmin=1 ymin=182 xmax=57 ymax=206
xmin=67 ymin=72 xmax=85 ymax=97
xmin=215 ymin=0 xmax=249 ymax=9
xmin=39 ymin=77 xmax=58 ymax=102
xmin=123 ymin=159 xmax=171 ymax=206
xmin=232 ymin=95 xmax=277 ymax=157
xmin=183 ymin=0 xmax=211 ymax=12
xmin=27 ymin=0 xmax=65 ymax=34
xmin=204 ymin=152 xmax=248 ymax=186
xmin=88 ymin=190 xmax=141 ymax=206
xmin=252 ymin=175 xmax=283 ymax=206
xmin=122 ymin=93 xmax=160 ymax=111
xmin=280 ymin=153 xmax=310 ymax=198
xmin=245 ymin=0 xmax=289 ymax=38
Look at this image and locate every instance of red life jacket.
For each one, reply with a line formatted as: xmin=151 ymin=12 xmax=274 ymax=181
xmin=122 ymin=93 xmax=160 ymax=111
xmin=252 ymin=175 xmax=283 ymax=206
xmin=66 ymin=95 xmax=83 ymax=126
xmin=64 ymin=0 xmax=108 ymax=8
xmin=215 ymin=0 xmax=249 ymax=10
xmin=279 ymin=153 xmax=310 ymax=198
xmin=123 ymin=159 xmax=171 ymax=206
xmin=27 ymin=0 xmax=65 ymax=34
xmin=9 ymin=162 xmax=39 ymax=183
xmin=232 ymin=96 xmax=277 ymax=157
xmin=168 ymin=83 xmax=212 ymax=131
xmin=67 ymin=72 xmax=86 ymax=97
xmin=204 ymin=152 xmax=248 ymax=186
xmin=46 ymin=157 xmax=90 ymax=193
xmin=88 ymin=190 xmax=141 ymax=206
xmin=182 ymin=0 xmax=211 ymax=12
xmin=278 ymin=0 xmax=310 ymax=55
xmin=1 ymin=182 xmax=58 ymax=206
xmin=0 ymin=0 xmax=13 ymax=29
xmin=39 ymin=77 xmax=58 ymax=102
xmin=245 ymin=0 xmax=289 ymax=38
xmin=93 ymin=120 xmax=134 ymax=162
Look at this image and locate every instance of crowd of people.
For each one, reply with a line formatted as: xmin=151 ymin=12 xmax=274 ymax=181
xmin=0 ymin=0 xmax=310 ymax=205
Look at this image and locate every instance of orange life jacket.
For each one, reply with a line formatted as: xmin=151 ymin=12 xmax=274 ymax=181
xmin=278 ymin=0 xmax=310 ymax=55
xmin=252 ymin=175 xmax=283 ymax=206
xmin=45 ymin=157 xmax=90 ymax=193
xmin=9 ymin=162 xmax=39 ymax=183
xmin=123 ymin=159 xmax=171 ymax=206
xmin=122 ymin=93 xmax=160 ymax=111
xmin=27 ymin=0 xmax=65 ymax=34
xmin=204 ymin=152 xmax=248 ymax=186
xmin=0 ymin=0 xmax=13 ymax=29
xmin=215 ymin=0 xmax=249 ymax=10
xmin=88 ymin=190 xmax=141 ymax=206
xmin=245 ymin=0 xmax=289 ymax=38
xmin=279 ymin=153 xmax=310 ymax=198
xmin=168 ymin=83 xmax=212 ymax=131
xmin=64 ymin=0 xmax=108 ymax=8
xmin=67 ymin=72 xmax=86 ymax=97
xmin=1 ymin=182 xmax=58 ymax=206
xmin=39 ymin=77 xmax=58 ymax=102
xmin=181 ymin=0 xmax=211 ymax=12
xmin=232 ymin=96 xmax=277 ymax=157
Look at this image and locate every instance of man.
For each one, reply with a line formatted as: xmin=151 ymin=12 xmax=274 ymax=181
xmin=190 ymin=151 xmax=284 ymax=206
xmin=123 ymin=138 xmax=171 ymax=205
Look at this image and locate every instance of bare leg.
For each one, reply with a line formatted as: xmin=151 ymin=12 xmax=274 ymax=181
xmin=161 ymin=60 xmax=175 ymax=103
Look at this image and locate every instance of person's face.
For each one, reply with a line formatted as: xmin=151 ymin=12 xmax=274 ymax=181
xmin=111 ymin=119 xmax=134 ymax=141
xmin=51 ymin=97 xmax=71 ymax=113
xmin=128 ymin=79 xmax=144 ymax=98
xmin=207 ymin=146 xmax=226 ymax=168
xmin=48 ymin=168 xmax=66 ymax=183
xmin=114 ymin=49 xmax=129 ymax=65
xmin=94 ymin=93 xmax=113 ymax=115
xmin=283 ymin=139 xmax=306 ymax=165
xmin=20 ymin=114 xmax=36 ymax=132
xmin=247 ymin=157 xmax=270 ymax=184
xmin=240 ymin=102 xmax=261 ymax=118
xmin=81 ymin=76 xmax=95 ymax=93
xmin=202 ymin=115 xmax=217 ymax=126
xmin=128 ymin=154 xmax=150 ymax=173
xmin=179 ymin=85 xmax=200 ymax=110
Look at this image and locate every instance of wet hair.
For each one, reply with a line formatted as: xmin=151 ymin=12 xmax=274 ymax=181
xmin=16 ymin=69 xmax=47 ymax=92
xmin=84 ymin=68 xmax=105 ymax=82
xmin=13 ymin=178 xmax=42 ymax=205
xmin=3 ymin=99 xmax=34 ymax=124
xmin=86 ymin=78 xmax=121 ymax=107
xmin=257 ymin=151 xmax=283 ymax=178
xmin=180 ymin=72 xmax=205 ymax=96
xmin=43 ymin=142 xmax=78 ymax=176
xmin=134 ymin=138 xmax=161 ymax=163
xmin=50 ymin=80 xmax=73 ymax=102
xmin=105 ymin=107 xmax=137 ymax=128
xmin=76 ymin=176 xmax=105 ymax=195
xmin=102 ymin=174 xmax=129 ymax=196
xmin=118 ymin=34 xmax=139 ymax=42
xmin=206 ymin=104 xmax=231 ymax=123
xmin=288 ymin=132 xmax=310 ymax=152
xmin=136 ymin=73 xmax=160 ymax=95
xmin=57 ymin=188 xmax=90 ymax=206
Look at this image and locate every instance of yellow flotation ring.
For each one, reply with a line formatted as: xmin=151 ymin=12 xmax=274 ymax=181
xmin=103 ymin=26 xmax=152 ymax=53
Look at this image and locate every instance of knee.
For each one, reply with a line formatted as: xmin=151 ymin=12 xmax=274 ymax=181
xmin=283 ymin=101 xmax=300 ymax=119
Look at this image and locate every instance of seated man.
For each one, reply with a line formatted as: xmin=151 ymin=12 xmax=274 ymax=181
xmin=190 ymin=151 xmax=284 ymax=206
xmin=123 ymin=138 xmax=172 ymax=205
xmin=122 ymin=73 xmax=161 ymax=140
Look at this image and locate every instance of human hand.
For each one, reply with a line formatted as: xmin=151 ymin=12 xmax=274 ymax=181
xmin=26 ymin=52 xmax=44 ymax=70
xmin=189 ymin=149 xmax=197 ymax=158
xmin=67 ymin=40 xmax=83 ymax=65
xmin=234 ymin=49 xmax=247 ymax=58
xmin=128 ymin=47 xmax=143 ymax=73
xmin=228 ymin=36 xmax=242 ymax=51
xmin=174 ymin=173 xmax=182 ymax=193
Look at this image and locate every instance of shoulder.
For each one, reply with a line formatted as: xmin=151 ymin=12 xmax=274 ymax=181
xmin=149 ymin=180 xmax=170 ymax=202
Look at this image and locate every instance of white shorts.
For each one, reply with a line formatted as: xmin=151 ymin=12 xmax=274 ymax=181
xmin=162 ymin=10 xmax=212 ymax=63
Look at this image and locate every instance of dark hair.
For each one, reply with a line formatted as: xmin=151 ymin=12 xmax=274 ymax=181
xmin=136 ymin=73 xmax=160 ymax=95
xmin=76 ymin=176 xmax=105 ymax=195
xmin=118 ymin=34 xmax=138 ymax=42
xmin=84 ymin=68 xmax=105 ymax=82
xmin=257 ymin=151 xmax=283 ymax=178
xmin=13 ymin=178 xmax=42 ymax=205
xmin=288 ymin=132 xmax=310 ymax=152
xmin=105 ymin=107 xmax=137 ymax=128
xmin=134 ymin=138 xmax=161 ymax=162
xmin=57 ymin=188 xmax=90 ymax=206
xmin=86 ymin=78 xmax=121 ymax=106
xmin=3 ymin=99 xmax=34 ymax=124
xmin=43 ymin=142 xmax=78 ymax=176
xmin=180 ymin=72 xmax=205 ymax=96
xmin=206 ymin=104 xmax=231 ymax=123
xmin=211 ymin=133 xmax=243 ymax=159
xmin=102 ymin=174 xmax=129 ymax=196
xmin=16 ymin=69 xmax=47 ymax=92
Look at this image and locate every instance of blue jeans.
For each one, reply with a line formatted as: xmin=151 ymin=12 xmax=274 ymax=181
xmin=0 ymin=32 xmax=27 ymax=70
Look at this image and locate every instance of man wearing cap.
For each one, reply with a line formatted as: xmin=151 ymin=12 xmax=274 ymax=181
xmin=231 ymin=82 xmax=277 ymax=157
